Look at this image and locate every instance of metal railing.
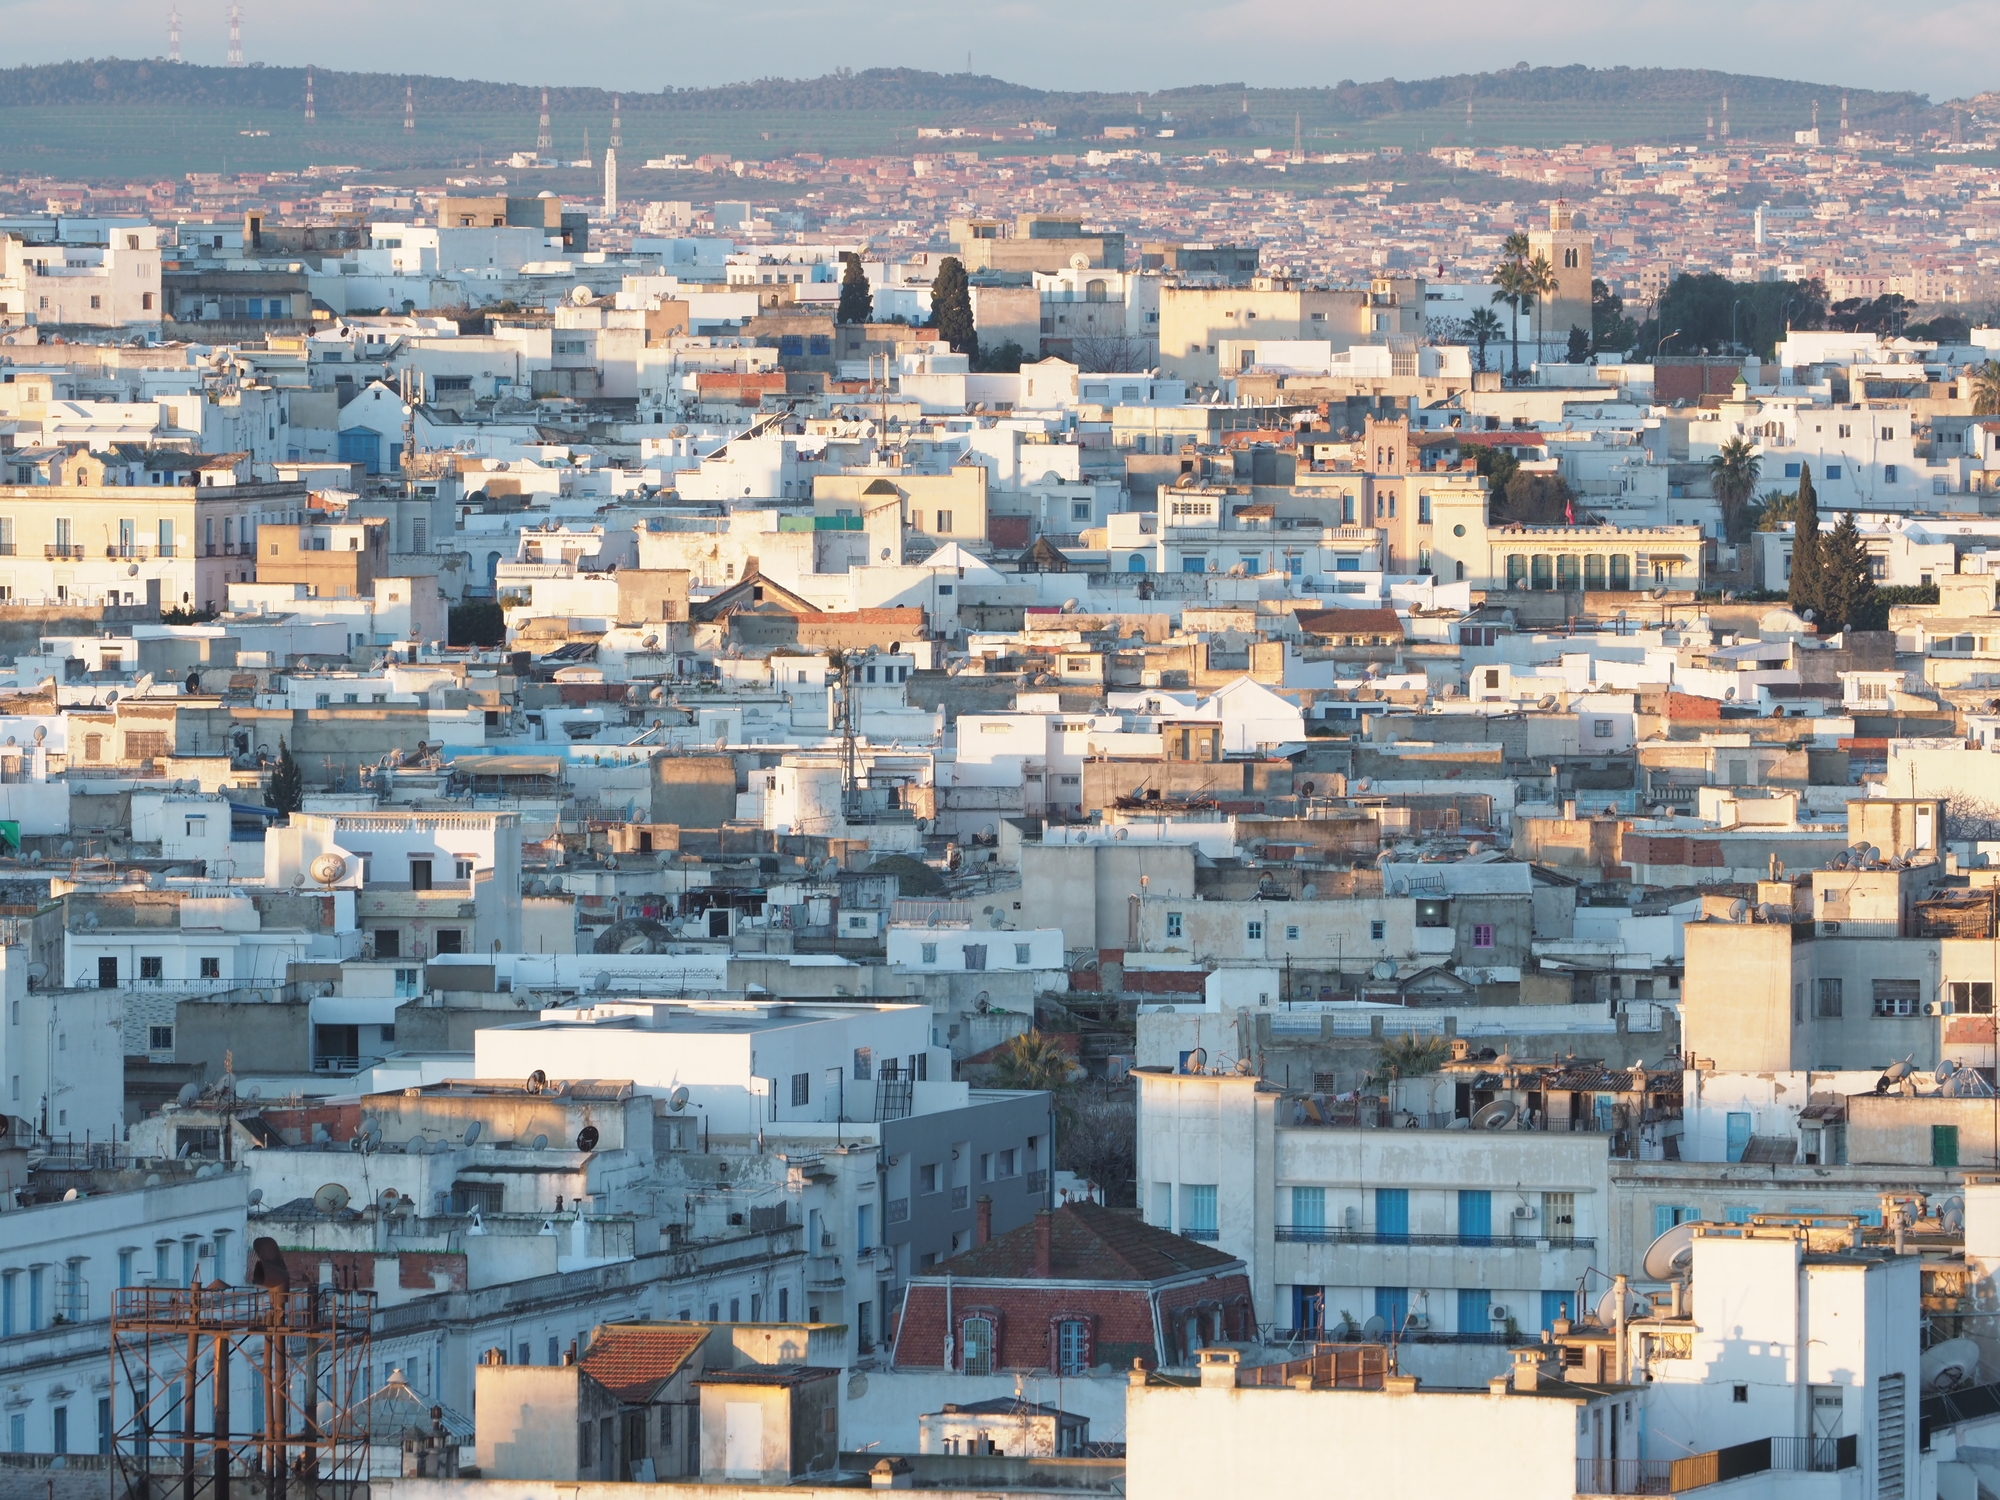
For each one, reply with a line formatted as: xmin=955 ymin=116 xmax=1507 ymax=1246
xmin=1183 ymin=1226 xmax=1219 ymax=1241
xmin=44 ymin=545 xmax=84 ymax=560
xmin=1274 ymin=1227 xmax=1594 ymax=1250
xmin=885 ymin=1198 xmax=909 ymax=1225
xmin=1576 ymin=1435 xmax=1855 ymax=1497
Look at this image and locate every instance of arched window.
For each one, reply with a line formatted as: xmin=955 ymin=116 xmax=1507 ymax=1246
xmin=1085 ymin=279 xmax=1107 ymax=303
xmin=1530 ymin=554 xmax=1554 ymax=591
xmin=1127 ymin=554 xmax=1147 ymax=573
xmin=1556 ymin=554 xmax=1581 ymax=591
xmin=1506 ymin=555 xmax=1528 ymax=590
xmin=1584 ymin=555 xmax=1607 ymax=591
xmin=1608 ymin=554 xmax=1632 ymax=591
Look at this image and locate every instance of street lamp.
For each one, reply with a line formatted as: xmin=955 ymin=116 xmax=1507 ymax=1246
xmin=1657 ymin=328 xmax=1682 ymax=362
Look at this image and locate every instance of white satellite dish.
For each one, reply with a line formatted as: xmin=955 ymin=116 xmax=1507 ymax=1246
xmin=1642 ymin=1220 xmax=1699 ymax=1281
xmin=530 ymin=1133 xmax=549 ymax=1151
xmin=668 ymin=1086 xmax=689 ymax=1113
xmin=1371 ymin=960 xmax=1396 ymax=981
xmin=1470 ymin=1099 xmax=1516 ymax=1130
xmin=1596 ymin=1285 xmax=1650 ymax=1325
xmin=312 ymin=1182 xmax=351 ymax=1215
xmin=1924 ymin=1338 xmax=1982 ymax=1393
xmin=462 ymin=1121 xmax=482 ymax=1146
xmin=1361 ymin=1314 xmax=1387 ymax=1336
xmin=310 ymin=853 xmax=348 ymax=885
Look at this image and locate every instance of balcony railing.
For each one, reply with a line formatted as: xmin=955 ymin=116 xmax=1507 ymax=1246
xmin=1576 ymin=1435 xmax=1855 ymax=1496
xmin=44 ymin=545 xmax=84 ymax=560
xmin=1276 ymin=1227 xmax=1596 ymax=1250
xmin=950 ymin=1185 xmax=969 ymax=1211
xmin=1183 ymin=1225 xmax=1219 ymax=1241
xmin=885 ymin=1197 xmax=909 ymax=1225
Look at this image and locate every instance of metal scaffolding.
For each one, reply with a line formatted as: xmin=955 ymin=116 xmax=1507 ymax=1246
xmin=110 ymin=1243 xmax=373 ymax=1500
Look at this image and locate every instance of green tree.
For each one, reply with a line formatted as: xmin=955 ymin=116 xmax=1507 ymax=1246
xmin=1466 ymin=306 xmax=1502 ymax=372
xmin=971 ymin=339 xmax=1025 ymax=373
xmin=1490 ymin=231 xmax=1531 ymax=383
xmin=1786 ymin=465 xmax=1823 ymax=623
xmin=265 ymin=737 xmax=304 ymax=816
xmin=929 ymin=254 xmax=978 ymax=357
xmin=1818 ymin=512 xmax=1879 ymax=634
xmin=1525 ymin=250 xmax=1557 ymax=367
xmin=1634 ymin=272 xmax=1827 ymax=360
xmin=1591 ymin=278 xmax=1637 ymax=355
xmin=989 ymin=1029 xmax=1078 ymax=1133
xmin=836 ymin=252 xmax=873 ymax=326
xmin=1491 ymin=470 xmax=1577 ymax=526
xmin=449 ymin=599 xmax=505 ymax=647
xmin=1971 ymin=360 xmax=2000 ymax=416
xmin=1371 ymin=1032 xmax=1448 ymax=1084
xmin=1707 ymin=436 xmax=1763 ymax=544
xmin=1566 ymin=325 xmax=1590 ymax=363
xmin=1754 ymin=487 xmax=1800 ymax=531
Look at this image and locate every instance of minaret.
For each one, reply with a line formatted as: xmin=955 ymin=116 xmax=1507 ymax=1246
xmin=580 ymin=126 xmax=592 ymax=169
xmin=609 ymin=94 xmax=621 ymax=150
xmin=1720 ymin=94 xmax=1729 ymax=141
xmin=304 ymin=66 xmax=314 ymax=121
xmin=167 ymin=6 xmax=181 ymax=62
xmin=1706 ymin=108 xmax=1714 ymax=143
xmin=404 ymin=83 xmax=414 ymax=132
xmin=1840 ymin=94 xmax=1850 ymax=143
xmin=1293 ymin=112 xmax=1302 ymax=159
xmin=537 ymin=89 xmax=552 ymax=152
xmin=604 ymin=148 xmax=618 ymax=219
xmin=227 ymin=3 xmax=242 ymax=66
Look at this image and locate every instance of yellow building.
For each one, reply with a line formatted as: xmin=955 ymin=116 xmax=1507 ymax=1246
xmin=1525 ymin=202 xmax=1593 ymax=355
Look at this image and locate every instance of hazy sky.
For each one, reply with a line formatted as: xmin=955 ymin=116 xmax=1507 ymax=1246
xmin=7 ymin=0 xmax=1995 ymax=100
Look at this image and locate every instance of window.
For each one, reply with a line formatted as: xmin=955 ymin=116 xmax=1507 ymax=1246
xmin=936 ymin=510 xmax=952 ymax=532
xmin=920 ymin=942 xmax=938 ymax=963
xmin=1885 ymin=465 xmax=1898 ymax=483
xmin=408 ymin=857 xmax=432 ymax=891
xmin=791 ymin=1073 xmax=810 ymax=1107
xmin=1291 ymin=1186 xmax=1326 ymax=1232
xmin=1166 ymin=912 xmax=1183 ymax=939
xmin=1458 ymin=1189 xmax=1492 ymax=1242
xmin=1785 ymin=462 xmax=1801 ymax=479
xmin=434 ymin=929 xmax=463 ymax=955
xmin=1014 ymin=942 xmax=1031 ymax=964
xmin=919 ymin=1163 xmax=938 ymax=1194
xmin=1055 ymin=1318 xmax=1090 ymax=1374
xmin=455 ymin=859 xmax=473 ymax=880
xmin=853 ymin=1047 xmax=872 ymax=1080
xmin=1826 ymin=465 xmax=1843 ymax=480
xmin=147 ymin=1025 xmax=173 ymax=1051
xmin=1653 ymin=1204 xmax=1697 ymax=1236
xmin=374 ymin=928 xmax=400 ymax=959
xmin=1185 ymin=1184 xmax=1218 ymax=1239
xmin=1949 ymin=982 xmax=1994 ymax=1015
xmin=1370 ymin=920 xmax=1386 ymax=941
xmin=1246 ymin=920 xmax=1263 ymax=941
xmin=1817 ymin=978 xmax=1843 ymax=1018
xmin=961 ymin=1316 xmax=994 ymax=1375
xmin=1376 ymin=1188 xmax=1409 ymax=1241
xmin=1285 ymin=925 xmax=1300 ymax=941
xmin=394 ymin=968 xmax=420 ymax=998
xmin=1933 ymin=1125 xmax=1960 ymax=1168
xmin=979 ymin=1152 xmax=993 ymax=1182
xmin=1879 ymin=1373 xmax=1906 ymax=1500
xmin=1473 ymin=924 xmax=1495 ymax=949
xmin=1733 ymin=1385 xmax=1749 ymax=1404
xmin=1594 ymin=719 xmax=1613 ymax=738
xmin=1872 ymin=980 xmax=1921 ymax=1017
xmin=140 ymin=956 xmax=163 ymax=980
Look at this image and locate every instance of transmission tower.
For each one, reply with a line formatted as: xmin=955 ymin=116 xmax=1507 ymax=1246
xmin=537 ymin=89 xmax=551 ymax=151
xmin=405 ymin=83 xmax=414 ymax=132
xmin=226 ymin=3 xmax=243 ymax=66
xmin=304 ymin=66 xmax=314 ymax=121
xmin=167 ymin=6 xmax=181 ymax=62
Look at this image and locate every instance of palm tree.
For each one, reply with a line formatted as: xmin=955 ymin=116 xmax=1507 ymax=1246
xmin=1491 ymin=261 xmax=1530 ymax=383
xmin=989 ymin=1029 xmax=1077 ymax=1094
xmin=1371 ymin=1032 xmax=1448 ymax=1083
xmin=1972 ymin=360 xmax=2000 ymax=416
xmin=1707 ymin=436 xmax=1762 ymax=544
xmin=1467 ymin=307 xmax=1502 ymax=373
xmin=1525 ymin=251 xmax=1558 ymax=370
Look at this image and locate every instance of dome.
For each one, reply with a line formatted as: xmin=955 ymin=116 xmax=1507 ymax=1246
xmin=1758 ymin=606 xmax=1811 ymax=635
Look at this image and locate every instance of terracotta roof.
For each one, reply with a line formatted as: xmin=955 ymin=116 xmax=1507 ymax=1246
xmin=1296 ymin=608 xmax=1404 ymax=639
xmin=927 ymin=1200 xmax=1238 ymax=1282
xmin=577 ymin=1325 xmax=707 ymax=1402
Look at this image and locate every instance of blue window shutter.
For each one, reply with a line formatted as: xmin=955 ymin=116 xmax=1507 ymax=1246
xmin=1376 ymin=1188 xmax=1409 ymax=1239
xmin=1458 ymin=1287 xmax=1491 ymax=1334
xmin=1458 ymin=1190 xmax=1492 ymax=1241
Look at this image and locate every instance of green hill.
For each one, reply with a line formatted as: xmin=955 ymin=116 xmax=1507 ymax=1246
xmin=0 ymin=60 xmax=1938 ymax=181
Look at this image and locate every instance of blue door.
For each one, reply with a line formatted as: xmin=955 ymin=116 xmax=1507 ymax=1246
xmin=1127 ymin=554 xmax=1147 ymax=572
xmin=1726 ymin=1112 xmax=1752 ymax=1162
xmin=1458 ymin=1189 xmax=1492 ymax=1243
xmin=1374 ymin=1287 xmax=1410 ymax=1334
xmin=1375 ymin=1188 xmax=1409 ymax=1242
xmin=1292 ymin=1285 xmax=1324 ymax=1338
xmin=1541 ymin=1289 xmax=1574 ymax=1333
xmin=1458 ymin=1287 xmax=1493 ymax=1336
xmin=337 ymin=428 xmax=382 ymax=473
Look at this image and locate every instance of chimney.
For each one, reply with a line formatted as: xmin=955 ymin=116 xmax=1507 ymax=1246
xmin=1034 ymin=1210 xmax=1053 ymax=1277
xmin=975 ymin=1194 xmax=992 ymax=1246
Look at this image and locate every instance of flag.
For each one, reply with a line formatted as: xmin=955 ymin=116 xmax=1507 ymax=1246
xmin=1565 ymin=496 xmax=1575 ymax=526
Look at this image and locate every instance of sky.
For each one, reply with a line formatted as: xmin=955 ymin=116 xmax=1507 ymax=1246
xmin=3 ymin=0 xmax=1995 ymax=101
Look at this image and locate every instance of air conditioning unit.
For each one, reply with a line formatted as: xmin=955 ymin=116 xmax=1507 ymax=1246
xmin=1512 ymin=1204 xmax=1538 ymax=1221
xmin=1822 ymin=921 xmax=1842 ymax=935
xmin=1406 ymin=1314 xmax=1429 ymax=1330
xmin=1488 ymin=1303 xmax=1509 ymax=1323
xmin=1926 ymin=1000 xmax=1948 ymax=1016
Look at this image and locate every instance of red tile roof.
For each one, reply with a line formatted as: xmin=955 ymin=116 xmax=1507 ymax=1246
xmin=1297 ymin=608 xmax=1404 ymax=639
xmin=929 ymin=1201 xmax=1239 ymax=1283
xmin=577 ymin=1325 xmax=707 ymax=1402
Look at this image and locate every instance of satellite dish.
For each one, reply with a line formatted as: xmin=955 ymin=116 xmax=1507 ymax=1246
xmin=1642 ymin=1220 xmax=1699 ymax=1281
xmin=1301 ymin=884 xmax=1317 ymax=899
xmin=407 ymin=1137 xmax=428 ymax=1155
xmin=531 ymin=1133 xmax=549 ymax=1151
xmin=576 ymin=1125 xmax=601 ymax=1152
xmin=570 ymin=284 xmax=594 ymax=306
xmin=1884 ymin=1056 xmax=1917 ymax=1083
xmin=593 ymin=971 xmax=612 ymax=993
xmin=63 ymin=1187 xmax=79 ymax=1201
xmin=462 ymin=1121 xmax=482 ymax=1146
xmin=1371 ymin=960 xmax=1396 ymax=981
xmin=248 ymin=1187 xmax=264 ymax=1205
xmin=310 ymin=853 xmax=348 ymax=885
xmin=1924 ymin=1338 xmax=1982 ymax=1393
xmin=176 ymin=1082 xmax=200 ymax=1107
xmin=380 ymin=1188 xmax=400 ymax=1209
xmin=1940 ymin=1195 xmax=1966 ymax=1234
xmin=1470 ymin=1099 xmax=1517 ymax=1130
xmin=527 ymin=1069 xmax=549 ymax=1093
xmin=1362 ymin=1314 xmax=1387 ymax=1335
xmin=1937 ymin=1059 xmax=1960 ymax=1084
xmin=312 ymin=1183 xmax=351 ymax=1215
xmin=1597 ymin=1285 xmax=1649 ymax=1325
xmin=668 ymin=1086 xmax=689 ymax=1113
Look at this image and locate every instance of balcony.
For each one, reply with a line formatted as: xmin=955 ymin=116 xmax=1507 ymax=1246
xmin=1276 ymin=1227 xmax=1596 ymax=1250
xmin=1183 ymin=1225 xmax=1219 ymax=1241
xmin=1575 ymin=1435 xmax=1855 ymax=1496
xmin=44 ymin=545 xmax=84 ymax=560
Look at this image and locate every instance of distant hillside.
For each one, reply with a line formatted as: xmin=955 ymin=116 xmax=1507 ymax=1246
xmin=0 ymin=60 xmax=1941 ymax=181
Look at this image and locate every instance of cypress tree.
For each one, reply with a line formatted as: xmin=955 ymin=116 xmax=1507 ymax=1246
xmin=1785 ymin=465 xmax=1822 ymax=624
xmin=1819 ymin=512 xmax=1878 ymax=635
xmin=836 ymin=252 xmax=873 ymax=326
xmin=930 ymin=255 xmax=979 ymax=358
xmin=266 ymin=737 xmax=304 ymax=815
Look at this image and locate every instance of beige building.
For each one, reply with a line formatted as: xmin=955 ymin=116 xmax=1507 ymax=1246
xmin=814 ymin=465 xmax=990 ymax=547
xmin=259 ymin=519 xmax=390 ymax=599
xmin=949 ymin=214 xmax=1124 ymax=274
xmin=1524 ymin=202 xmax=1593 ymax=355
xmin=1158 ymin=277 xmax=1423 ymax=386
xmin=0 ymin=471 xmax=299 ymax=609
